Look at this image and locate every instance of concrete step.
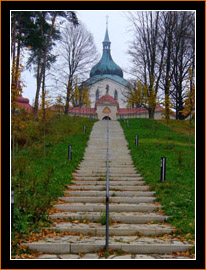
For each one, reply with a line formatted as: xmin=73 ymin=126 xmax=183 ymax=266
xmin=54 ymin=202 xmax=161 ymax=212
xmin=64 ymin=190 xmax=155 ymax=197
xmin=50 ymin=212 xmax=169 ymax=224
xmin=79 ymin=161 xmax=134 ymax=166
xmin=67 ymin=185 xmax=150 ymax=191
xmin=73 ymin=173 xmax=141 ymax=178
xmin=58 ymin=196 xmax=156 ymax=204
xmin=73 ymin=168 xmax=136 ymax=174
xmin=24 ymin=235 xmax=193 ymax=254
xmin=71 ymin=180 xmax=145 ymax=186
xmin=22 ymin=120 xmax=194 ymax=258
xmin=34 ymin=252 xmax=194 ymax=259
xmin=72 ymin=177 xmax=143 ymax=182
xmin=46 ymin=222 xmax=174 ymax=236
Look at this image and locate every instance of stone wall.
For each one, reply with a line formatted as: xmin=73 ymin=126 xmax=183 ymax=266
xmin=117 ymin=111 xmax=175 ymax=120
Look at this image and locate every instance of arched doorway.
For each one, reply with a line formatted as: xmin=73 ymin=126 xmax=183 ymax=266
xmin=102 ymin=116 xmax=111 ymax=120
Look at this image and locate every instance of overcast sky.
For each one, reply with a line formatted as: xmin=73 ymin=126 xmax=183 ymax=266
xmin=21 ymin=10 xmax=134 ymax=103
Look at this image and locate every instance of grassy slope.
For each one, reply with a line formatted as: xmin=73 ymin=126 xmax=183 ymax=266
xmin=120 ymin=118 xmax=195 ymax=242
xmin=12 ymin=115 xmax=96 ymax=234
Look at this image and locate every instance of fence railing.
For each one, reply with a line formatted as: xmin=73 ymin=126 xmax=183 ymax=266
xmin=105 ymin=119 xmax=110 ymax=251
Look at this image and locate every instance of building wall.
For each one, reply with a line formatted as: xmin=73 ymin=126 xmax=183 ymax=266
xmin=96 ymin=103 xmax=118 ymax=120
xmin=88 ymin=78 xmax=129 ymax=108
xmin=117 ymin=111 xmax=176 ymax=120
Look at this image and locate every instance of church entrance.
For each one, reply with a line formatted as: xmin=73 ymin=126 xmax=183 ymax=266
xmin=102 ymin=116 xmax=111 ymax=120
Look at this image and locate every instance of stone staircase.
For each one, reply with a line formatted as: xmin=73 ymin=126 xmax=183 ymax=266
xmin=24 ymin=121 xmax=193 ymax=259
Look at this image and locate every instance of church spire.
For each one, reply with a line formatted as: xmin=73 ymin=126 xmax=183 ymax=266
xmin=90 ymin=16 xmax=123 ymax=78
xmin=103 ymin=15 xmax=110 ymax=49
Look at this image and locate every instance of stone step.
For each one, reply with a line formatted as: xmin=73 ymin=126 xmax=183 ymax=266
xmin=82 ymin=158 xmax=133 ymax=162
xmin=36 ymin=253 xmax=194 ymax=259
xmin=58 ymin=196 xmax=156 ymax=204
xmin=54 ymin=203 xmax=161 ymax=212
xmin=46 ymin=222 xmax=174 ymax=236
xmin=67 ymin=185 xmax=150 ymax=191
xmin=84 ymin=150 xmax=130 ymax=154
xmin=76 ymin=171 xmax=140 ymax=175
xmin=71 ymin=180 xmax=145 ymax=186
xmin=50 ymin=212 xmax=169 ymax=224
xmin=73 ymin=173 xmax=141 ymax=178
xmin=24 ymin=235 xmax=193 ymax=254
xmin=64 ymin=190 xmax=155 ymax=197
xmin=72 ymin=177 xmax=143 ymax=182
xmin=22 ymin=120 xmax=195 ymax=259
xmin=74 ymin=168 xmax=136 ymax=174
xmin=79 ymin=162 xmax=134 ymax=167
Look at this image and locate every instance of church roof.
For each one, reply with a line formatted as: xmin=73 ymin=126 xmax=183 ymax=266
xmin=95 ymin=94 xmax=119 ymax=107
xmin=83 ymin=74 xmax=129 ymax=88
xmin=90 ymin=23 xmax=124 ymax=79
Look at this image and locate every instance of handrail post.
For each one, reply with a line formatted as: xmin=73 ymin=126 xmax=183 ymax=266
xmin=105 ymin=118 xmax=109 ymax=251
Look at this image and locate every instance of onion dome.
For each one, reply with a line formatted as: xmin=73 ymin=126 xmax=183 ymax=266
xmin=90 ymin=23 xmax=123 ymax=78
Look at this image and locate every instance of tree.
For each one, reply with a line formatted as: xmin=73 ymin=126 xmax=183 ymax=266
xmin=25 ymin=11 xmax=78 ymax=115
xmin=38 ymin=89 xmax=53 ymax=154
xmin=55 ymin=95 xmax=64 ymax=117
xmin=127 ymin=11 xmax=164 ymax=119
xmin=72 ymin=76 xmax=81 ymax=107
xmin=51 ymin=23 xmax=98 ymax=113
xmin=11 ymin=57 xmax=28 ymax=174
xmin=170 ymin=12 xmax=195 ymax=119
xmin=127 ymin=81 xmax=142 ymax=108
xmin=182 ymin=68 xmax=195 ymax=167
xmin=81 ymin=85 xmax=90 ymax=108
xmin=127 ymin=11 xmax=195 ymax=120
xmin=161 ymin=93 xmax=174 ymax=149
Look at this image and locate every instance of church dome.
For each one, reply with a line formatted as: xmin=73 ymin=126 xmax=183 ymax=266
xmin=90 ymin=24 xmax=123 ymax=78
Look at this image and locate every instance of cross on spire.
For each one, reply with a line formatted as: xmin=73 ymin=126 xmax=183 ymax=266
xmin=106 ymin=15 xmax=109 ymax=27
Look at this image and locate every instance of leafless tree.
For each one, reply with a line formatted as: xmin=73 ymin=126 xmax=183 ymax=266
xmin=127 ymin=11 xmax=195 ymax=120
xmin=51 ymin=22 xmax=99 ymax=113
xmin=170 ymin=11 xmax=195 ymax=119
xmin=127 ymin=11 xmax=165 ymax=119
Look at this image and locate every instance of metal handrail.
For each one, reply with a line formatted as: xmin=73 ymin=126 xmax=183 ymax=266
xmin=105 ymin=119 xmax=110 ymax=251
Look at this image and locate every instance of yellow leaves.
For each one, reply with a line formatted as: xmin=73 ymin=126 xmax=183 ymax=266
xmin=161 ymin=94 xmax=174 ymax=120
xmin=82 ymin=85 xmax=90 ymax=108
xmin=127 ymin=81 xmax=143 ymax=108
xmin=38 ymin=90 xmax=53 ymax=122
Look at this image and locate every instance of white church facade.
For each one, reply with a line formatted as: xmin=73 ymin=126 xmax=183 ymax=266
xmin=83 ymin=22 xmax=130 ymax=109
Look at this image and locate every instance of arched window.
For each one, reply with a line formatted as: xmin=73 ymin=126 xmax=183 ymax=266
xmin=114 ymin=90 xmax=118 ymax=100
xmin=96 ymin=89 xmax=99 ymax=100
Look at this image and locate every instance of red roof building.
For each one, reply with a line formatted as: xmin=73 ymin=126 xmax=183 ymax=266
xmin=16 ymin=95 xmax=33 ymax=113
xmin=49 ymin=94 xmax=174 ymax=120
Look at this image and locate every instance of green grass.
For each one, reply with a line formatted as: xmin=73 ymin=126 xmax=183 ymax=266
xmin=120 ymin=118 xmax=195 ymax=242
xmin=11 ymin=115 xmax=96 ymax=239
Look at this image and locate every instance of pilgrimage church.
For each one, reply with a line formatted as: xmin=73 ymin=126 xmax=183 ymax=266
xmin=84 ymin=20 xmax=129 ymax=109
xmin=67 ymin=21 xmax=164 ymax=120
xmin=16 ymin=20 xmax=165 ymax=120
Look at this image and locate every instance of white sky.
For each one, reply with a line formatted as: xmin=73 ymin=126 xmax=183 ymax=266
xmin=21 ymin=10 xmax=134 ymax=103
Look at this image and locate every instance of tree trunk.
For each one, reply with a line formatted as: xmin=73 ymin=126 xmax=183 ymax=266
xmin=15 ymin=12 xmax=22 ymax=85
xmin=34 ymin=12 xmax=57 ymax=116
xmin=65 ymin=78 xmax=72 ymax=114
xmin=148 ymin=108 xmax=155 ymax=119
